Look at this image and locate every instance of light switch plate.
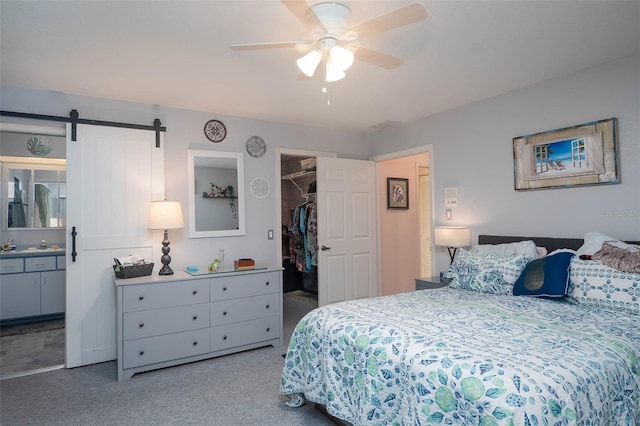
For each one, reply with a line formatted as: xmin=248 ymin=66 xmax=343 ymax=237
xmin=267 ymin=229 xmax=274 ymax=240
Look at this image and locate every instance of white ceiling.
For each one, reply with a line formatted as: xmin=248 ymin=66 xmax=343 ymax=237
xmin=1 ymin=1 xmax=638 ymax=134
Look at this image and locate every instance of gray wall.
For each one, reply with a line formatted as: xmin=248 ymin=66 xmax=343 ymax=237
xmin=2 ymin=54 xmax=638 ymax=273
xmin=0 ymin=86 xmax=370 ymax=268
xmin=369 ymin=54 xmax=640 ymax=273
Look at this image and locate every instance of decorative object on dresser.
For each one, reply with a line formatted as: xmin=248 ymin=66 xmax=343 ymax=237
xmin=386 ymin=177 xmax=409 ymax=209
xmin=114 ymin=267 xmax=283 ymax=381
xmin=434 ymin=226 xmax=471 ymax=263
xmin=513 ymin=117 xmax=618 ymax=191
xmin=148 ymin=200 xmax=184 ymax=275
xmin=234 ymin=258 xmax=255 ymax=270
xmin=203 ymin=119 xmax=227 ymax=143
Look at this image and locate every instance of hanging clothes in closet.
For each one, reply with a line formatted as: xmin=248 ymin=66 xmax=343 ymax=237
xmin=288 ymin=199 xmax=317 ymax=273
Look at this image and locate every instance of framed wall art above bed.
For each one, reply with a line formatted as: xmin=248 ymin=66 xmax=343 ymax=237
xmin=513 ymin=117 xmax=619 ymax=191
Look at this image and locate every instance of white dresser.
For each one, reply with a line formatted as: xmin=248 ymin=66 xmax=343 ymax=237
xmin=114 ymin=267 xmax=282 ymax=381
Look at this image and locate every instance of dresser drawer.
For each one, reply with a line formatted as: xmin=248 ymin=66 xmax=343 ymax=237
xmin=123 ymin=328 xmax=209 ymax=369
xmin=211 ymin=293 xmax=280 ymax=326
xmin=210 ymin=271 xmax=279 ymax=301
xmin=210 ymin=315 xmax=280 ymax=352
xmin=123 ymin=280 xmax=209 ymax=312
xmin=0 ymin=258 xmax=24 ymax=274
xmin=56 ymin=256 xmax=66 ymax=270
xmin=123 ymin=303 xmax=210 ymax=340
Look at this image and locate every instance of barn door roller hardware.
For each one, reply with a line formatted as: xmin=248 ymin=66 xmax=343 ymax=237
xmin=0 ymin=109 xmax=166 ymax=147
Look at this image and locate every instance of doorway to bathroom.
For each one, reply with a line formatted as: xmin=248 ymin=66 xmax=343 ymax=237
xmin=0 ymin=124 xmax=67 ymax=379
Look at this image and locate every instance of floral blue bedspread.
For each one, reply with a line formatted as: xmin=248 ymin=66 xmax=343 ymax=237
xmin=280 ymin=288 xmax=640 ymax=425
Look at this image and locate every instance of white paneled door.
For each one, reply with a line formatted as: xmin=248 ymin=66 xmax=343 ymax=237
xmin=316 ymin=157 xmax=378 ymax=306
xmin=65 ymin=124 xmax=164 ymax=368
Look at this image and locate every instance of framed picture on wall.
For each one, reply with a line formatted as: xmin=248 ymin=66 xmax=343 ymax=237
xmin=387 ymin=177 xmax=409 ymax=209
xmin=513 ymin=118 xmax=619 ymax=191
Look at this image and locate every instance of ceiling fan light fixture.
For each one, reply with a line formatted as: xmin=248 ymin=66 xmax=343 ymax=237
xmin=329 ymin=45 xmax=354 ymax=71
xmin=297 ymin=49 xmax=322 ymax=77
xmin=325 ymin=61 xmax=346 ymax=82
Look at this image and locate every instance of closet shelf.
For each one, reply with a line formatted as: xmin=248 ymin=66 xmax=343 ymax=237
xmin=281 ymin=170 xmax=315 ymax=180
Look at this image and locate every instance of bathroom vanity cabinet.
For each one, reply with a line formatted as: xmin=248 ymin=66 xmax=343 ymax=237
xmin=114 ymin=266 xmax=283 ymax=381
xmin=0 ymin=250 xmax=66 ymax=321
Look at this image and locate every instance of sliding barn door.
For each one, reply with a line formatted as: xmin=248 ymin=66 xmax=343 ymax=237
xmin=65 ymin=124 xmax=164 ymax=367
xmin=316 ymin=157 xmax=378 ymax=306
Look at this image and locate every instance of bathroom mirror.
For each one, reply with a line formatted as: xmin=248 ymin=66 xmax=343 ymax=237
xmin=1 ymin=160 xmax=66 ymax=229
xmin=187 ymin=149 xmax=245 ymax=238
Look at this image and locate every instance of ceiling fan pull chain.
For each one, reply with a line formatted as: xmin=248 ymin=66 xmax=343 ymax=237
xmin=321 ymin=66 xmax=330 ymax=106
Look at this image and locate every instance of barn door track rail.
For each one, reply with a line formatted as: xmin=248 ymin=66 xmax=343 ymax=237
xmin=0 ymin=109 xmax=166 ymax=147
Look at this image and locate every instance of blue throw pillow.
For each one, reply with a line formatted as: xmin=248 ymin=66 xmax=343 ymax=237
xmin=513 ymin=252 xmax=574 ymax=297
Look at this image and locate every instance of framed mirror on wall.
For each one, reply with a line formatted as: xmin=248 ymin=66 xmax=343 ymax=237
xmin=187 ymin=149 xmax=245 ymax=238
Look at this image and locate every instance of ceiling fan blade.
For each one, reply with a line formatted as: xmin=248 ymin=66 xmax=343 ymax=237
xmin=351 ymin=3 xmax=428 ymax=38
xmin=281 ymin=0 xmax=323 ymax=30
xmin=356 ymin=47 xmax=404 ymax=70
xmin=229 ymin=41 xmax=301 ymax=51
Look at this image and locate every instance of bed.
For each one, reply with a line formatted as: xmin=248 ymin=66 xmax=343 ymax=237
xmin=280 ymin=234 xmax=640 ymax=425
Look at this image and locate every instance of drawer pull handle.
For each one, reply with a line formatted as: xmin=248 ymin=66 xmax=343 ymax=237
xmin=222 ymin=286 xmax=227 ymax=291
xmin=266 ymin=327 xmax=270 ymax=332
xmin=192 ymin=290 xmax=197 ymax=295
xmin=139 ymin=350 xmax=144 ymax=356
xmin=266 ymin=304 xmax=270 ymax=309
xmin=193 ymin=315 xmax=198 ymax=320
xmin=138 ymin=295 xmax=144 ymax=301
xmin=223 ymin=335 xmax=227 ymax=340
xmin=223 ymin=311 xmax=227 ymax=316
xmin=193 ymin=341 xmax=198 ymax=346
xmin=139 ymin=322 xmax=144 ymax=328
xmin=265 ymin=281 xmax=270 ymax=286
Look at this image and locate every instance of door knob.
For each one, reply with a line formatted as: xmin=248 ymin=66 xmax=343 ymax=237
xmin=321 ymin=245 xmax=331 ymax=251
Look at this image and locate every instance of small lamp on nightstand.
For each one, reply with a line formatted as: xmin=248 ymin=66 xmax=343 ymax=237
xmin=149 ymin=200 xmax=184 ymax=275
xmin=434 ymin=226 xmax=471 ymax=264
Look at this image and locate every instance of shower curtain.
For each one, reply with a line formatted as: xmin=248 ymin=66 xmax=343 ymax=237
xmin=11 ymin=180 xmax=27 ymax=227
xmin=35 ymin=183 xmax=51 ymax=227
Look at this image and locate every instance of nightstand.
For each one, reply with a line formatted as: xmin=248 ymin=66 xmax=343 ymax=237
xmin=415 ymin=276 xmax=448 ymax=290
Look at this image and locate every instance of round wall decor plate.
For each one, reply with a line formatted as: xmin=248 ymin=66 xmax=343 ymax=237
xmin=27 ymin=136 xmax=52 ymax=156
xmin=250 ymin=177 xmax=270 ymax=199
xmin=246 ymin=136 xmax=266 ymax=158
xmin=204 ymin=119 xmax=227 ymax=143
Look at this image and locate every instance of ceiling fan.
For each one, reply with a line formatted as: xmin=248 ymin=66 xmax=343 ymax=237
xmin=229 ymin=1 xmax=428 ymax=83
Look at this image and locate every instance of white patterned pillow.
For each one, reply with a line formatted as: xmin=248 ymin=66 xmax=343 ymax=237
xmin=568 ymin=257 xmax=640 ymax=315
xmin=444 ymin=248 xmax=530 ymax=295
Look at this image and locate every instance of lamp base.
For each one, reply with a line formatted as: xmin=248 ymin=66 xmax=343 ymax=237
xmin=447 ymin=247 xmax=458 ymax=264
xmin=158 ymin=229 xmax=174 ymax=275
xmin=158 ymin=264 xmax=174 ymax=275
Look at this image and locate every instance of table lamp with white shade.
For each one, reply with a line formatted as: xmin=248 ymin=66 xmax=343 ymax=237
xmin=149 ymin=200 xmax=184 ymax=275
xmin=434 ymin=226 xmax=471 ymax=264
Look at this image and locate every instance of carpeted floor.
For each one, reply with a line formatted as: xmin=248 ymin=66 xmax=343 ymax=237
xmin=284 ymin=290 xmax=318 ymax=306
xmin=0 ymin=294 xmax=338 ymax=425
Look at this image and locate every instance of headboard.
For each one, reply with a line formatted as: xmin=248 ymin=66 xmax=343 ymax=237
xmin=478 ymin=234 xmax=640 ymax=253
